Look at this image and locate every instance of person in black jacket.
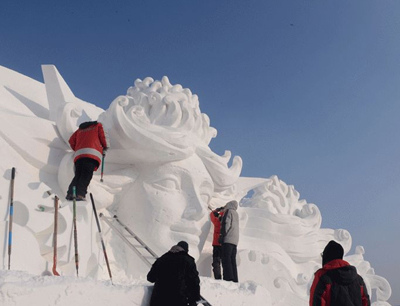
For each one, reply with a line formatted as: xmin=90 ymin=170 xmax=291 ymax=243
xmin=309 ymin=240 xmax=370 ymax=306
xmin=147 ymin=241 xmax=201 ymax=306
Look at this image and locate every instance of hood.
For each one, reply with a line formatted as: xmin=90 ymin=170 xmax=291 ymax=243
xmin=322 ymin=259 xmax=358 ymax=285
xmin=169 ymin=245 xmax=185 ymax=253
xmin=328 ymin=264 xmax=359 ymax=285
xmin=225 ymin=200 xmax=238 ymax=211
xmin=79 ymin=121 xmax=98 ymax=129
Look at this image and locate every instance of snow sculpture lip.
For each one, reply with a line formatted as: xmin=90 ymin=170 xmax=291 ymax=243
xmin=170 ymin=227 xmax=201 ymax=246
xmin=170 ymin=223 xmax=203 ymax=237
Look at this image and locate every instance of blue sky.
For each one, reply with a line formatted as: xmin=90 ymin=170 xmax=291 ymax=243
xmin=1 ymin=0 xmax=399 ymax=303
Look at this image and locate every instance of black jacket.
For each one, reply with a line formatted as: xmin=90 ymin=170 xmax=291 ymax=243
xmin=310 ymin=259 xmax=370 ymax=306
xmin=147 ymin=246 xmax=201 ymax=306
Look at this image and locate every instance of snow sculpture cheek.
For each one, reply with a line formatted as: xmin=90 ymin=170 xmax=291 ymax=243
xmin=116 ymin=154 xmax=213 ymax=262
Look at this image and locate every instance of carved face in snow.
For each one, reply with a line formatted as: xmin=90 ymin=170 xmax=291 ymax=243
xmin=116 ymin=154 xmax=213 ymax=260
xmin=93 ymin=76 xmax=241 ymax=260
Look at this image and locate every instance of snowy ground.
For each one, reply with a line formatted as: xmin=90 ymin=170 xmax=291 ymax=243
xmin=0 ymin=270 xmax=271 ymax=306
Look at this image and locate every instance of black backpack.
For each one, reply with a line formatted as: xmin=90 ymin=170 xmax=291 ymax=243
xmin=326 ymin=269 xmax=366 ymax=306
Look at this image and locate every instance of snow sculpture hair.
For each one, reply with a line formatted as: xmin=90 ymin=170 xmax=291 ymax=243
xmin=99 ymin=76 xmax=242 ymax=197
xmin=93 ymin=77 xmax=243 ymax=266
xmin=127 ymin=76 xmax=216 ymax=145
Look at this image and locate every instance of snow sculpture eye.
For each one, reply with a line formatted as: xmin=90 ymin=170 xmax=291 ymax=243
xmin=152 ymin=177 xmax=181 ymax=191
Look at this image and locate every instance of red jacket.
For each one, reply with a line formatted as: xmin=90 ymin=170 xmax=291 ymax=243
xmin=69 ymin=121 xmax=109 ymax=170
xmin=309 ymin=259 xmax=370 ymax=306
xmin=210 ymin=210 xmax=224 ymax=246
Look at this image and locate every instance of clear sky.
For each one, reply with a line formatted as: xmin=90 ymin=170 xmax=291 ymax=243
xmin=1 ymin=0 xmax=399 ymax=303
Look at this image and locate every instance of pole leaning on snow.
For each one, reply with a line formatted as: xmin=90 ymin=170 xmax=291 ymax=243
xmin=72 ymin=186 xmax=79 ymax=277
xmin=7 ymin=167 xmax=16 ymax=270
xmin=100 ymin=153 xmax=105 ymax=183
xmin=90 ymin=193 xmax=112 ymax=284
xmin=52 ymin=195 xmax=60 ymax=276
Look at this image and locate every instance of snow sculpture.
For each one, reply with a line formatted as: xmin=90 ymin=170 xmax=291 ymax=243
xmin=0 ymin=65 xmax=392 ymax=305
xmin=94 ymin=76 xmax=242 ymax=265
xmin=51 ymin=69 xmax=242 ymax=277
xmin=236 ymin=175 xmax=392 ymax=305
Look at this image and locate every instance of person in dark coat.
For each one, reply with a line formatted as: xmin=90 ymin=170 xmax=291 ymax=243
xmin=210 ymin=207 xmax=224 ymax=279
xmin=219 ymin=200 xmax=239 ymax=283
xmin=309 ymin=240 xmax=370 ymax=306
xmin=147 ymin=241 xmax=201 ymax=306
xmin=66 ymin=121 xmax=109 ymax=201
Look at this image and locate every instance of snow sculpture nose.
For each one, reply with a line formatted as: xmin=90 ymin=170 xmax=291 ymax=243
xmin=182 ymin=194 xmax=206 ymax=221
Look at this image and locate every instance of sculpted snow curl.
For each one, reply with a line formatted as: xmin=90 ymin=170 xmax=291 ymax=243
xmin=127 ymin=76 xmax=216 ymax=145
xmin=99 ymin=76 xmax=242 ymax=196
xmin=93 ymin=77 xmax=243 ymax=263
xmin=238 ymin=175 xmax=391 ymax=305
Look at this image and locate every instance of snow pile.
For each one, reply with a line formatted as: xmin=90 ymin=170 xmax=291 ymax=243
xmin=0 ymin=270 xmax=270 ymax=306
xmin=0 ymin=64 xmax=393 ymax=305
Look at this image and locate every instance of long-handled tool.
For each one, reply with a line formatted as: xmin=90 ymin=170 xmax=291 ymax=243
xmin=52 ymin=195 xmax=60 ymax=276
xmin=90 ymin=193 xmax=112 ymax=284
xmin=7 ymin=167 xmax=16 ymax=270
xmin=72 ymin=186 xmax=79 ymax=277
xmin=100 ymin=214 xmax=212 ymax=306
xmin=100 ymin=153 xmax=105 ymax=183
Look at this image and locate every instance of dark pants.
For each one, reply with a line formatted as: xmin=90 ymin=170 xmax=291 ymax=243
xmin=212 ymin=245 xmax=222 ymax=279
xmin=221 ymin=243 xmax=238 ymax=282
xmin=67 ymin=158 xmax=98 ymax=197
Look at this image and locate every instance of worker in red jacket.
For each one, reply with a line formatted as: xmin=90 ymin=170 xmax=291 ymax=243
xmin=210 ymin=207 xmax=224 ymax=279
xmin=66 ymin=121 xmax=109 ymax=201
xmin=309 ymin=240 xmax=370 ymax=306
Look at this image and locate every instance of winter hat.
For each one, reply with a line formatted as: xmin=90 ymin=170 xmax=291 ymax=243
xmin=177 ymin=241 xmax=189 ymax=253
xmin=322 ymin=240 xmax=344 ymax=266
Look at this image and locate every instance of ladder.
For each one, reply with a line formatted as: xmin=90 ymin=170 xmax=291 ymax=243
xmin=99 ymin=214 xmax=212 ymax=306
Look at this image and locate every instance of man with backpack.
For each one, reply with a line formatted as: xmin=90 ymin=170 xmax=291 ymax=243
xmin=309 ymin=240 xmax=370 ymax=306
xmin=147 ymin=241 xmax=201 ymax=306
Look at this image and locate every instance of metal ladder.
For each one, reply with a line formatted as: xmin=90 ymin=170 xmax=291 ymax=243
xmin=99 ymin=214 xmax=212 ymax=306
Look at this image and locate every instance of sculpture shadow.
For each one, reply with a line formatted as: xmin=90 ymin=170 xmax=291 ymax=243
xmin=5 ymin=86 xmax=49 ymax=119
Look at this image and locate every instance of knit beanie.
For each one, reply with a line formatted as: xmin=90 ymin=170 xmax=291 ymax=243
xmin=177 ymin=241 xmax=189 ymax=253
xmin=322 ymin=240 xmax=344 ymax=266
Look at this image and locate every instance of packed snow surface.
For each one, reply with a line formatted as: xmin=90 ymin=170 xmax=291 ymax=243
xmin=0 ymin=270 xmax=271 ymax=306
xmin=0 ymin=65 xmax=392 ymax=305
